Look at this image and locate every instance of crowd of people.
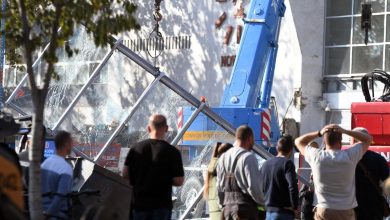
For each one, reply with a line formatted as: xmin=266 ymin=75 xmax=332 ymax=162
xmin=2 ymin=112 xmax=389 ymax=220
xmin=201 ymin=124 xmax=389 ymax=220
xmin=123 ymin=114 xmax=389 ymax=220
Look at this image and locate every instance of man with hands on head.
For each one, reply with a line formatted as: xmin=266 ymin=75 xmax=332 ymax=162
xmin=295 ymin=124 xmax=372 ymax=220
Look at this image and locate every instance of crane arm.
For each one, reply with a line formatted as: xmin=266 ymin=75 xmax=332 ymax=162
xmin=220 ymin=0 xmax=285 ymax=109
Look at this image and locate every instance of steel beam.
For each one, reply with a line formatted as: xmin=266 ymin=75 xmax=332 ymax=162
xmin=5 ymin=42 xmax=51 ymax=104
xmin=118 ymin=40 xmax=275 ymax=159
xmin=179 ymin=186 xmax=205 ymax=220
xmin=72 ymin=146 xmax=94 ymax=162
xmin=7 ymin=102 xmax=28 ymax=116
xmin=93 ymin=72 xmax=165 ymax=163
xmin=170 ymin=102 xmax=206 ymax=146
xmin=116 ymin=42 xmax=159 ymax=77
xmin=51 ymin=40 xmax=121 ymax=130
xmin=118 ymin=41 xmax=307 ymax=169
xmin=163 ymin=74 xmax=275 ymax=158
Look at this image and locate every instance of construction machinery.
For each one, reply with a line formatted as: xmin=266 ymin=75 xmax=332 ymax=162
xmin=181 ymin=0 xmax=285 ymax=151
xmin=350 ymin=70 xmax=390 ymax=164
xmin=176 ymin=0 xmax=287 ymax=215
xmin=3 ymin=0 xmax=293 ymax=219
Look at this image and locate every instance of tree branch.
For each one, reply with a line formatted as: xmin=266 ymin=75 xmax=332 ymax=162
xmin=18 ymin=0 xmax=37 ymax=94
xmin=42 ymin=4 xmax=62 ymax=94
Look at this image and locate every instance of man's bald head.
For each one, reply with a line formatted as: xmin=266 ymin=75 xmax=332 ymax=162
xmin=235 ymin=125 xmax=254 ymax=150
xmin=352 ymin=127 xmax=368 ymax=134
xmin=149 ymin=114 xmax=168 ymax=129
xmin=148 ymin=114 xmax=168 ymax=140
xmin=351 ymin=127 xmax=369 ymax=144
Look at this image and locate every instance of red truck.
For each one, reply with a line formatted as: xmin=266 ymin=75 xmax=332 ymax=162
xmin=349 ymin=70 xmax=390 ymax=164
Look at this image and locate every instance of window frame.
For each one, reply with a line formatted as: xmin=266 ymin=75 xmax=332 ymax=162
xmin=324 ymin=0 xmax=389 ymax=77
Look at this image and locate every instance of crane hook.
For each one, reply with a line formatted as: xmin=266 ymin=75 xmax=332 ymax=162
xmin=361 ymin=3 xmax=372 ymax=45
xmin=153 ymin=11 xmax=163 ymax=22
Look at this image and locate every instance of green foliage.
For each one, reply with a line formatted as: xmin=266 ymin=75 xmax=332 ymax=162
xmin=4 ymin=0 xmax=140 ymax=68
xmin=3 ymin=2 xmax=140 ymax=219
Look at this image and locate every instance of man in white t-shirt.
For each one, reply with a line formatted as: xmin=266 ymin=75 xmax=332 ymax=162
xmin=295 ymin=124 xmax=372 ymax=220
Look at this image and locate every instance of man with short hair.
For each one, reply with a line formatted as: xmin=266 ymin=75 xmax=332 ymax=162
xmin=217 ymin=125 xmax=264 ymax=220
xmin=122 ymin=114 xmax=184 ymax=220
xmin=41 ymin=130 xmax=74 ymax=219
xmin=295 ymin=124 xmax=372 ymax=220
xmin=353 ymin=127 xmax=389 ymax=220
xmin=260 ymin=135 xmax=298 ymax=220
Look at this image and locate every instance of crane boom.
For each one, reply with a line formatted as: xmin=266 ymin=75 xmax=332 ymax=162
xmin=182 ymin=0 xmax=286 ymax=149
xmin=221 ymin=0 xmax=285 ymax=108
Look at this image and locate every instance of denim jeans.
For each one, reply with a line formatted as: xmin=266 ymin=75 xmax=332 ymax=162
xmin=133 ymin=208 xmax=171 ymax=220
xmin=266 ymin=211 xmax=295 ymax=220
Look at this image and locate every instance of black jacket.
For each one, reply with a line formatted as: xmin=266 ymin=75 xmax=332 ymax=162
xmin=355 ymin=150 xmax=389 ymax=220
xmin=299 ymin=183 xmax=314 ymax=214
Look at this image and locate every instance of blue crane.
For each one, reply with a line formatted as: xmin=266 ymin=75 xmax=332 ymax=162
xmin=181 ymin=0 xmax=286 ymax=153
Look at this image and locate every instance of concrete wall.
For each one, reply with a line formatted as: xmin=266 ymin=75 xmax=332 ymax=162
xmin=273 ymin=0 xmax=302 ymax=124
xmin=121 ymin=1 xmax=239 ymax=106
xmin=289 ymin=0 xmax=326 ymax=134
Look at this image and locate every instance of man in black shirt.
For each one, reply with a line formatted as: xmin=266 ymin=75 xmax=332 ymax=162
xmin=353 ymin=127 xmax=389 ymax=220
xmin=260 ymin=135 xmax=298 ymax=220
xmin=122 ymin=114 xmax=184 ymax=220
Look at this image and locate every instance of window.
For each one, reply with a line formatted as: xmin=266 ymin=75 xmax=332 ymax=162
xmin=3 ymin=67 xmax=15 ymax=88
xmin=325 ymin=0 xmax=390 ymax=76
xmin=3 ymin=66 xmax=27 ymax=88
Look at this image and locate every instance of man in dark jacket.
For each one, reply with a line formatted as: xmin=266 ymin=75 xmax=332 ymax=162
xmin=260 ymin=135 xmax=298 ymax=220
xmin=353 ymin=127 xmax=389 ymax=220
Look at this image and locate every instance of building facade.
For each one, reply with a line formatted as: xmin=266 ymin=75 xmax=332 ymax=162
xmin=3 ymin=0 xmax=388 ymax=138
xmin=120 ymin=0 xmax=388 ymax=138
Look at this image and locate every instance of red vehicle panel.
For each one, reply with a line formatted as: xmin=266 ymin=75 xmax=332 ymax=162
xmin=352 ymin=102 xmax=390 ymax=146
xmin=352 ymin=114 xmax=382 ymax=135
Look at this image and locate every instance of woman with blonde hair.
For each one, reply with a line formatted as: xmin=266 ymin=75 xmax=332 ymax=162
xmin=204 ymin=142 xmax=233 ymax=220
